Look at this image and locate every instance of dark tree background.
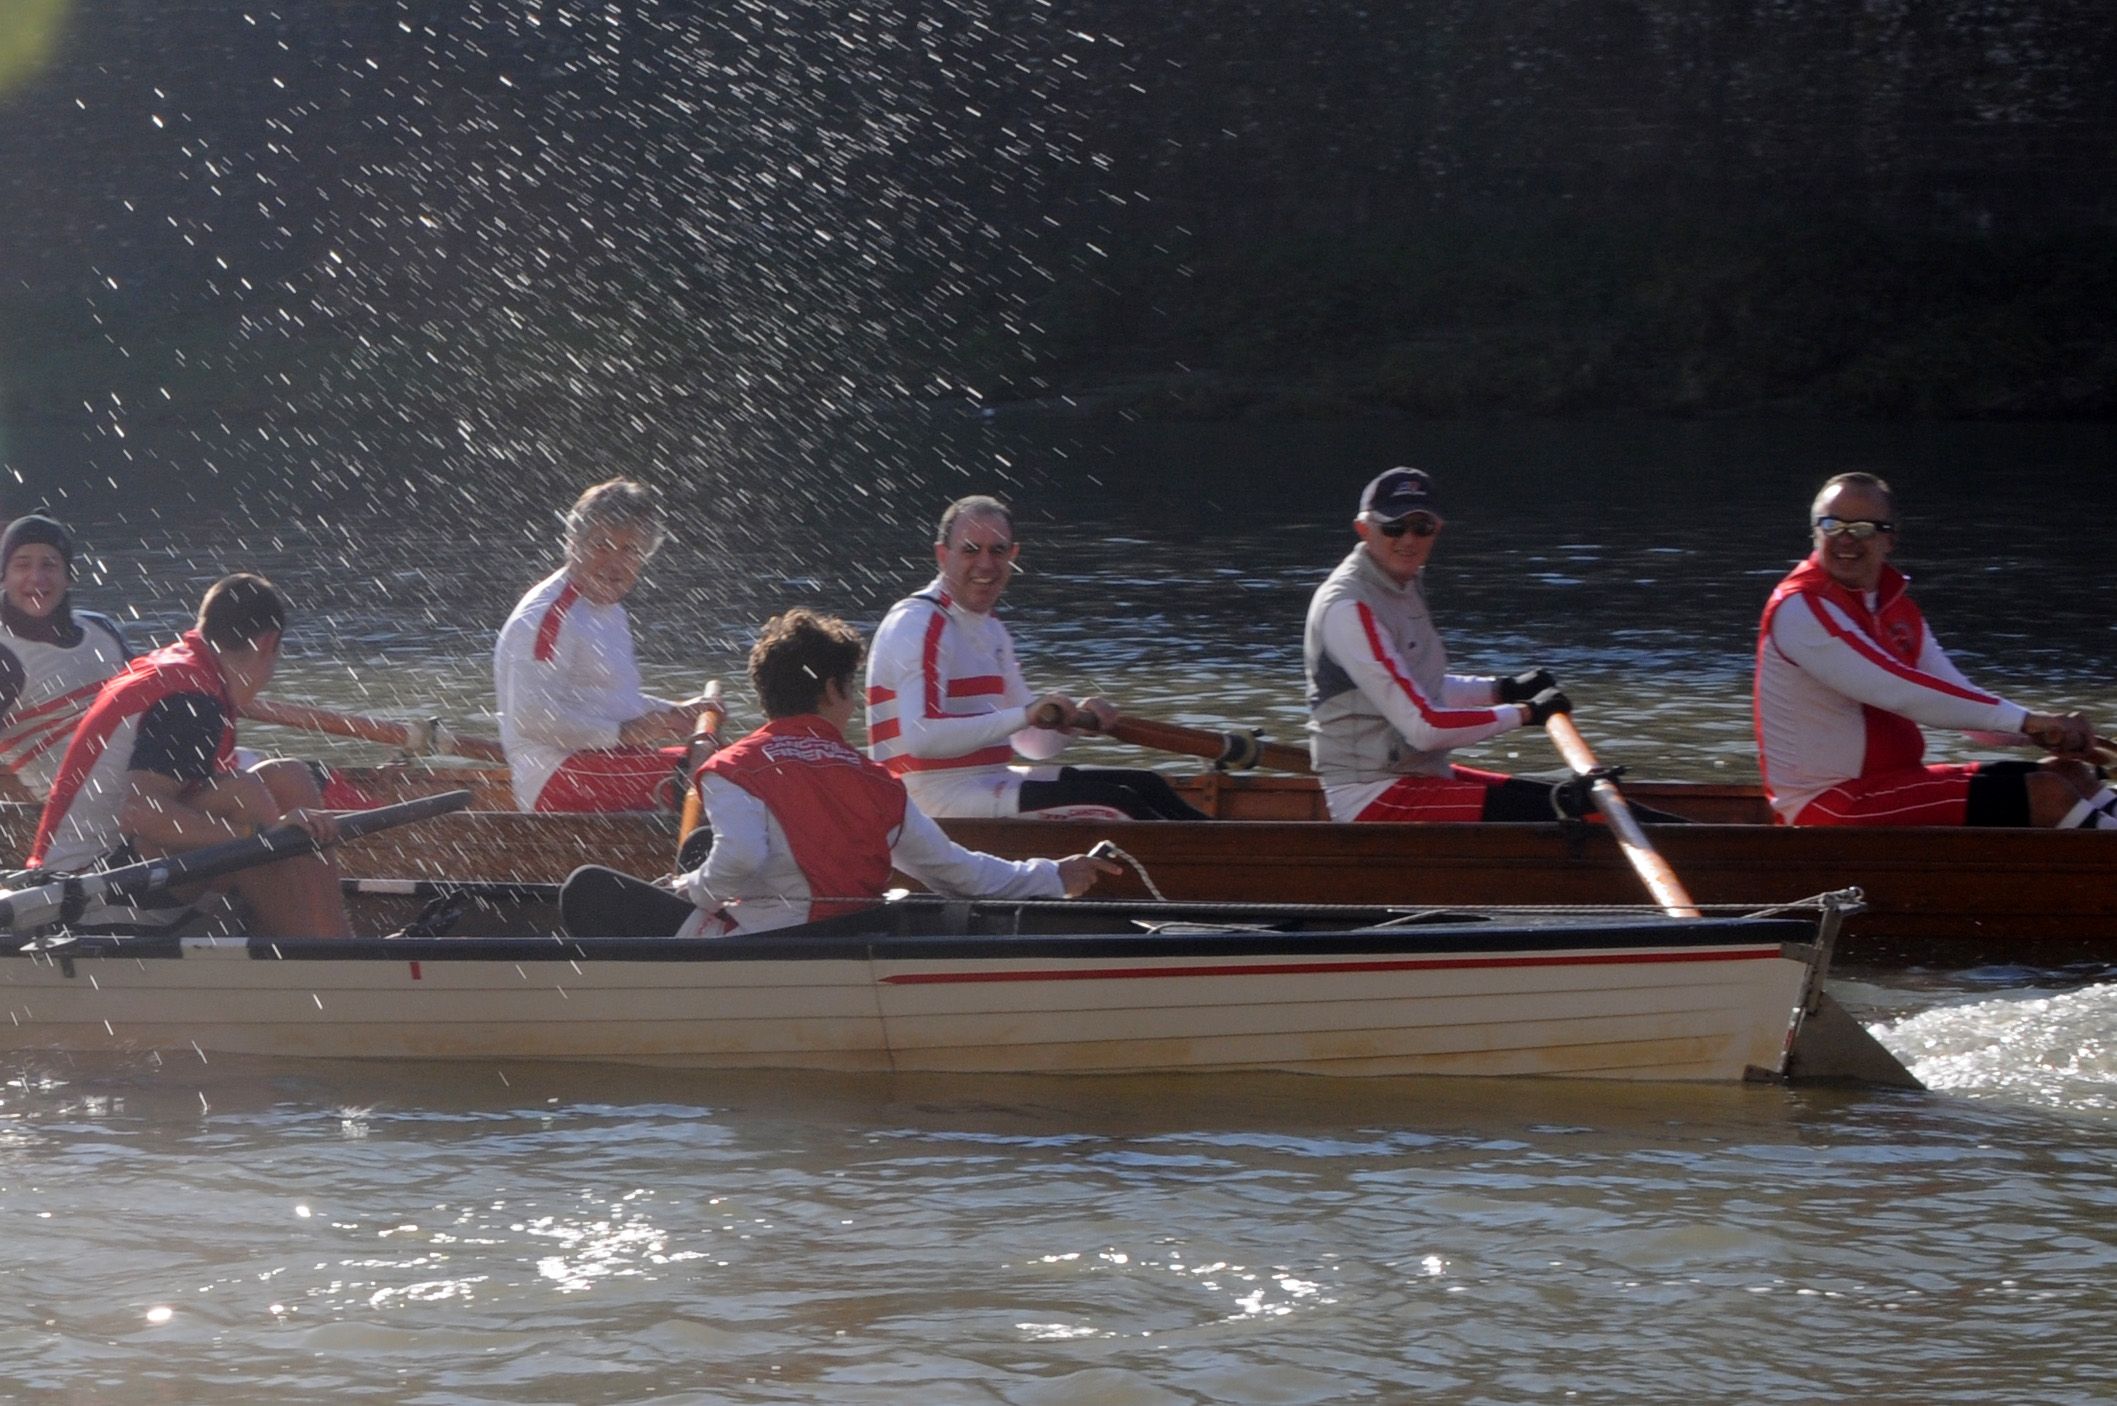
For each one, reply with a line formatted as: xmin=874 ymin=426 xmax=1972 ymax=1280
xmin=2 ymin=0 xmax=2114 ymax=510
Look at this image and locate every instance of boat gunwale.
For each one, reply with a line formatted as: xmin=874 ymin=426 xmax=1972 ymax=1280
xmin=21 ymin=913 xmax=1819 ymax=965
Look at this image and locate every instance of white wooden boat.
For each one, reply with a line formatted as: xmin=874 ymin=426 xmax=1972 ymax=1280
xmin=0 ymin=892 xmax=1891 ymax=1083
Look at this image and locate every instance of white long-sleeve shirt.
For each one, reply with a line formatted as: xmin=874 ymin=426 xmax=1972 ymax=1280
xmin=493 ymin=569 xmax=676 ymax=808
xmin=675 ymin=772 xmax=1063 ymax=934
xmin=864 ymin=579 xmax=1070 ymax=817
xmin=1755 ymin=558 xmax=2027 ymax=820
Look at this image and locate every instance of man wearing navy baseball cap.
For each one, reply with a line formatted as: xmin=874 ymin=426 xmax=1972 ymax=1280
xmin=1301 ymin=467 xmax=1575 ymax=822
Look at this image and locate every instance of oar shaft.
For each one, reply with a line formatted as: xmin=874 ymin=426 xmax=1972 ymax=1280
xmin=241 ymin=698 xmax=508 ymax=764
xmin=1544 ymin=715 xmax=1701 ymax=918
xmin=2 ymin=790 xmax=474 ymax=935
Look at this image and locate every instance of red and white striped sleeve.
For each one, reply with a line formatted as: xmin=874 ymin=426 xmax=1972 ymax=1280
xmin=1771 ymin=595 xmax=2027 ymax=734
xmin=1318 ymin=598 xmax=1525 ymax=753
xmin=866 ymin=603 xmax=1031 ymax=762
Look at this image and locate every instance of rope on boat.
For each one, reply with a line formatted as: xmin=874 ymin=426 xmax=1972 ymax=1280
xmin=1086 ymin=839 xmax=1168 ymax=902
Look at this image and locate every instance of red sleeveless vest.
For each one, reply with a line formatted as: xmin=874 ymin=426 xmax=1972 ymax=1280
xmin=697 ymin=715 xmax=909 ymax=918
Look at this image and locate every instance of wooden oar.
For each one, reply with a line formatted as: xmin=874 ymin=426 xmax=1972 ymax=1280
xmin=2 ymin=790 xmax=473 ymax=937
xmin=240 ymin=697 xmax=508 ymax=764
xmin=674 ymin=681 xmax=726 ymax=866
xmin=1031 ymin=704 xmax=1312 ymax=773
xmin=1543 ymin=714 xmax=1701 ymax=918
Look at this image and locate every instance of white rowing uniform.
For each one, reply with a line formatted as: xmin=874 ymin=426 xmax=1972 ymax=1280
xmin=493 ymin=568 xmax=677 ymax=810
xmin=863 ymin=579 xmax=1071 ymax=818
xmin=0 ymin=608 xmax=131 ymax=798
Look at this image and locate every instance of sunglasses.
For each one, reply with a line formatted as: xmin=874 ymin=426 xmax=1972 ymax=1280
xmin=1370 ymin=513 xmax=1440 ymax=539
xmin=1815 ymin=516 xmax=1894 ymax=540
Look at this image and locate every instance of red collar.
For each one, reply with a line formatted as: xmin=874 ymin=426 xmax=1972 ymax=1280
xmin=1788 ymin=554 xmax=1909 ymax=617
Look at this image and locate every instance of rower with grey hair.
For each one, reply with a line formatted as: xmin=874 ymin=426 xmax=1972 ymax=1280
xmin=865 ymin=494 xmax=1208 ymax=820
xmin=493 ymin=478 xmax=722 ymax=812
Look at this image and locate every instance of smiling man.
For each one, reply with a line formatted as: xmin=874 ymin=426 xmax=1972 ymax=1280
xmin=1755 ymin=471 xmax=2112 ymax=827
xmin=1304 ymin=467 xmax=1572 ymax=823
xmin=493 ymin=479 xmax=719 ymax=812
xmin=864 ymin=494 xmax=1206 ymax=820
xmin=0 ymin=513 xmax=132 ymax=799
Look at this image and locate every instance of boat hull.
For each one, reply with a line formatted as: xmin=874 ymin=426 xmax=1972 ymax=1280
xmin=0 ymin=913 xmax=1815 ymax=1080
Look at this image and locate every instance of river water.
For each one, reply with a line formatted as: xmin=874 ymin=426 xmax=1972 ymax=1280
xmin=6 ymin=418 xmax=2116 ymax=1401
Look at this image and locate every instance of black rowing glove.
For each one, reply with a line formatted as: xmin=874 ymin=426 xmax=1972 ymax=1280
xmin=1523 ymin=687 xmax=1572 ymax=725
xmin=1498 ymin=668 xmax=1558 ymax=703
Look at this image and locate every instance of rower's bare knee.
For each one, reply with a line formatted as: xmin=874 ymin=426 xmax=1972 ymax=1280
xmin=250 ymin=757 xmax=323 ymax=812
xmin=2025 ymin=759 xmax=2101 ymax=827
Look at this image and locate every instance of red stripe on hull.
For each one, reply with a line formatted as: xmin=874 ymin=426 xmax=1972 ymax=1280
xmin=882 ymin=946 xmax=1783 ymax=985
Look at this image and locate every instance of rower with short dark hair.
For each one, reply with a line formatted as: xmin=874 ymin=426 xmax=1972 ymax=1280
xmin=0 ymin=512 xmax=132 ymax=799
xmin=560 ymin=608 xmax=1117 ymax=938
xmin=863 ymin=494 xmax=1207 ymax=821
xmin=1756 ymin=472 xmax=2112 ymax=827
xmin=1305 ymin=467 xmax=1573 ymax=823
xmin=493 ymin=478 xmax=722 ymax=812
xmin=28 ymin=572 xmax=352 ymax=937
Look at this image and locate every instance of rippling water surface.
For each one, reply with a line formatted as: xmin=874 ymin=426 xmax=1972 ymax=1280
xmin=14 ymin=418 xmax=2117 ymax=1401
xmin=6 ymin=1057 xmax=2117 ymax=1403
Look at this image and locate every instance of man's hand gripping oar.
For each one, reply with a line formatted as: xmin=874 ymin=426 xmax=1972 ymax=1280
xmin=1 ymin=790 xmax=475 ymax=940
xmin=1029 ymin=699 xmax=1313 ymax=773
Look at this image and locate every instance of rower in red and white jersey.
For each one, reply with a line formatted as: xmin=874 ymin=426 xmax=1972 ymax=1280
xmin=493 ymin=479 xmax=720 ymax=812
xmin=557 ymin=610 xmax=1115 ymax=939
xmin=0 ymin=513 xmax=132 ymax=799
xmin=865 ymin=495 xmax=1206 ymax=821
xmin=1304 ymin=467 xmax=1575 ymax=824
xmin=1754 ymin=471 xmax=2112 ymax=828
xmin=29 ymin=574 xmax=350 ymax=938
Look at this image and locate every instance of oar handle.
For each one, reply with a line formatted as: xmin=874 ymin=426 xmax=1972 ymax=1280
xmin=1544 ymin=715 xmax=1700 ymax=918
xmin=1027 ymin=703 xmax=1312 ymax=773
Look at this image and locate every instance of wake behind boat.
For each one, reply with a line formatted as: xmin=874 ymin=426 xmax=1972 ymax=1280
xmin=0 ymin=890 xmax=1888 ymax=1083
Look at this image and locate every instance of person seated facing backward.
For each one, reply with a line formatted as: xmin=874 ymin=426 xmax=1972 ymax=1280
xmin=494 ymin=478 xmax=722 ymax=813
xmin=864 ymin=493 xmax=1208 ymax=821
xmin=1304 ymin=466 xmax=1583 ymax=823
xmin=28 ymin=573 xmax=351 ymax=938
xmin=560 ymin=608 xmax=1119 ymax=939
xmin=1755 ymin=471 xmax=2113 ymax=828
xmin=0 ymin=511 xmax=133 ymax=802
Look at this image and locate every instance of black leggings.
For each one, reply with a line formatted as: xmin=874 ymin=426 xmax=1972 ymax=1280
xmin=1477 ymin=776 xmax=1694 ymax=824
xmin=1017 ymin=766 xmax=1212 ymax=821
xmin=1964 ymin=760 xmax=2037 ymax=827
xmin=559 ymin=865 xmax=697 ymax=938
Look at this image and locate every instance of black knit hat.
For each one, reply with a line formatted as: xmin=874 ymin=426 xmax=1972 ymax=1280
xmin=1 ymin=513 xmax=72 ymax=577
